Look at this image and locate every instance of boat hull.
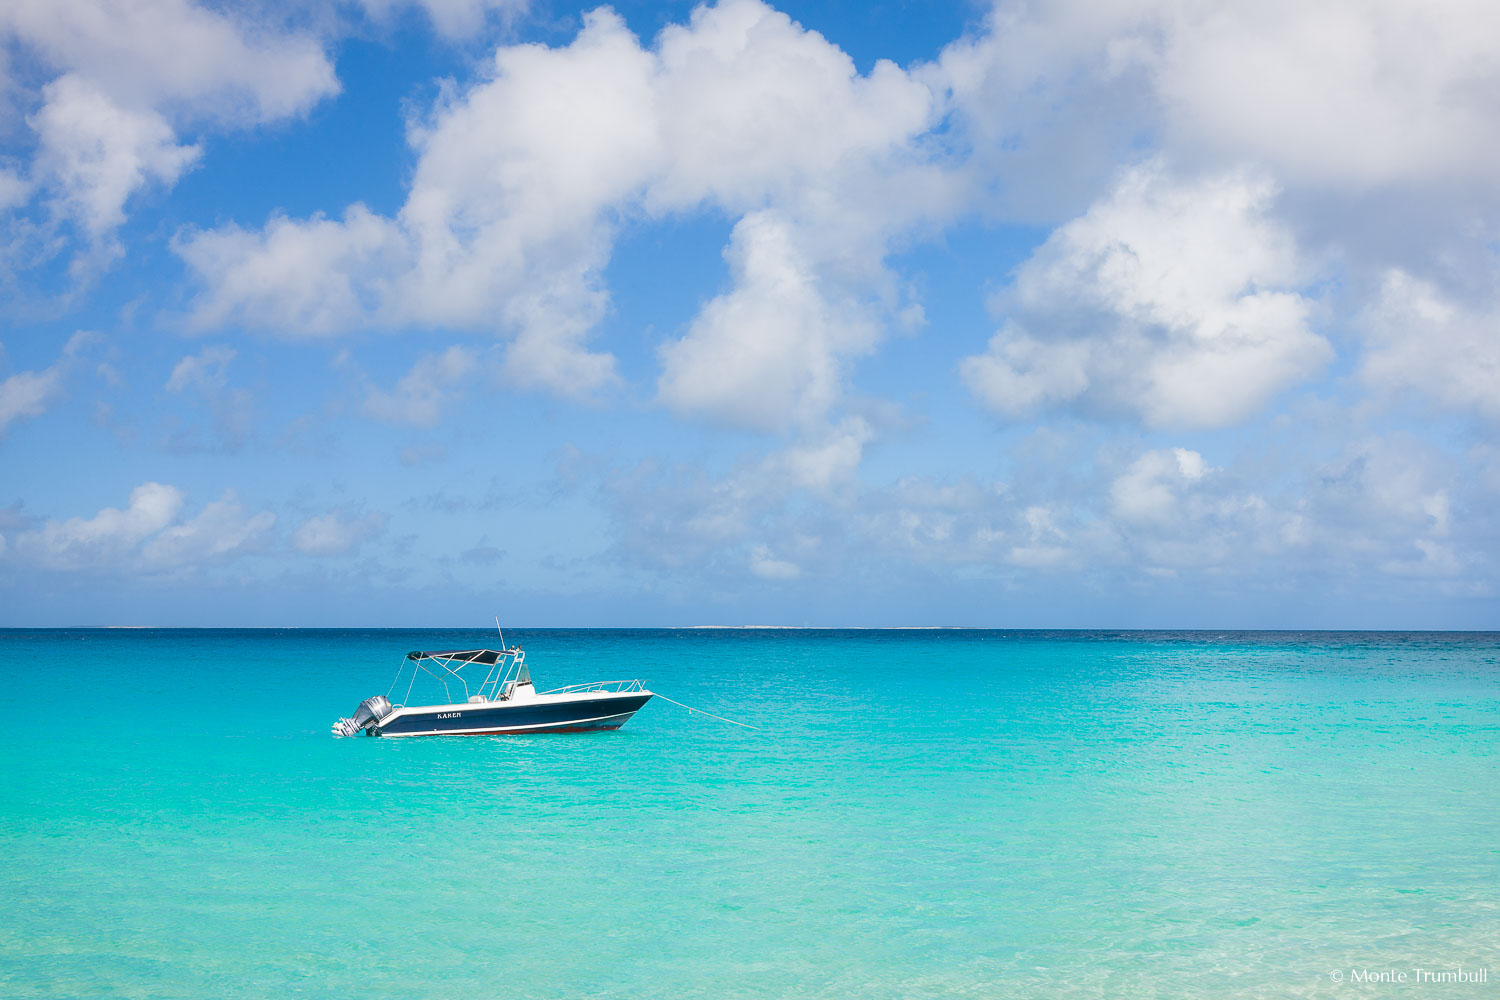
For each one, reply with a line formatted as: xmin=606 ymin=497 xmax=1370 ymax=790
xmin=371 ymin=693 xmax=652 ymax=737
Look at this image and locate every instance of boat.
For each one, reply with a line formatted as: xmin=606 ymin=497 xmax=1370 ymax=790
xmin=331 ymin=644 xmax=652 ymax=737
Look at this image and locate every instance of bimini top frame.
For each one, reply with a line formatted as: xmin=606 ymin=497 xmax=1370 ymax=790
xmin=392 ymin=647 xmax=532 ymax=706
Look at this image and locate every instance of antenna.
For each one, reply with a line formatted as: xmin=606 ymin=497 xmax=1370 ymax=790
xmin=495 ymin=615 xmax=505 ymax=651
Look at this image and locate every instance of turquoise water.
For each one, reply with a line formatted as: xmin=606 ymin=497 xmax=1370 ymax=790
xmin=2 ymin=629 xmax=1498 ymax=998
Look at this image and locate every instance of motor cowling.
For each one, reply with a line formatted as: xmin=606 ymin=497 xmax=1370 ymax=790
xmin=331 ymin=695 xmax=394 ymax=737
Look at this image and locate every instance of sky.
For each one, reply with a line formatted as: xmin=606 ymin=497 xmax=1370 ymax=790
xmin=1 ymin=0 xmax=1498 ymax=627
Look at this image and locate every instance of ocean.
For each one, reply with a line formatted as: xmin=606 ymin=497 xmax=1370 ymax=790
xmin=2 ymin=628 xmax=1497 ymax=998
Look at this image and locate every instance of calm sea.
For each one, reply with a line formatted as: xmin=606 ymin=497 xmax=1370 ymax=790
xmin=2 ymin=628 xmax=1497 ymax=998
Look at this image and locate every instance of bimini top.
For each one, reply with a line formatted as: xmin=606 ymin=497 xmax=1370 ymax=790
xmin=398 ymin=646 xmax=531 ymax=705
xmin=405 ymin=648 xmax=516 ymax=665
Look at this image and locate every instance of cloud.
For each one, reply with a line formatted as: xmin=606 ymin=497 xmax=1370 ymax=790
xmin=1291 ymin=434 xmax=1467 ymax=580
xmin=361 ymin=345 xmax=479 ymax=427
xmin=759 ymin=416 xmax=872 ymax=495
xmin=0 ymin=331 xmax=93 ymax=435
xmin=919 ymin=433 xmax=1474 ymax=584
xmin=174 ymin=206 xmax=405 ymax=336
xmin=177 ymin=0 xmax=954 ymax=408
xmin=174 ymin=6 xmax=653 ymax=392
xmin=140 ymin=492 xmax=275 ymax=568
xmin=3 ymin=0 xmax=336 ymax=122
xmin=29 ymin=74 xmax=201 ymax=239
xmin=3 ymin=482 xmax=273 ymax=572
xmin=163 ymin=0 xmax=1500 ymax=437
xmin=642 ymin=0 xmax=939 ymax=212
xmin=938 ymin=0 xmax=1500 ymax=206
xmin=1 ymin=0 xmax=337 ymax=259
xmin=12 ymin=482 xmax=181 ymax=570
xmin=354 ymin=0 xmax=527 ymax=41
xmin=0 ymin=170 xmax=30 ymax=212
xmin=0 ymin=504 xmax=35 ymax=536
xmin=657 ymin=213 xmax=878 ymax=432
xmin=1110 ymin=448 xmax=1212 ymax=525
xmin=600 ymin=429 xmax=859 ymax=581
xmin=166 ymin=345 xmax=235 ymax=393
xmin=962 ymin=164 xmax=1332 ymax=428
xmin=1144 ymin=0 xmax=1500 ymax=190
xmin=583 ymin=402 xmax=1496 ymax=603
xmin=293 ymin=510 xmax=388 ymax=556
xmin=1358 ymin=269 xmax=1500 ymax=420
xmin=748 ymin=544 xmax=799 ymax=580
xmin=159 ymin=344 xmax=254 ymax=452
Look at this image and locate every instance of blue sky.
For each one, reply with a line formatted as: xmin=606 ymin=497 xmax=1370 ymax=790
xmin=2 ymin=0 xmax=1498 ymax=627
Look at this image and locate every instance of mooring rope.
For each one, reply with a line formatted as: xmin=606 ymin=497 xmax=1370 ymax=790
xmin=654 ymin=693 xmax=761 ymax=731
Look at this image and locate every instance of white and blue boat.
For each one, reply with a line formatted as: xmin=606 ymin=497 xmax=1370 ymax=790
xmin=332 ymin=645 xmax=652 ymax=737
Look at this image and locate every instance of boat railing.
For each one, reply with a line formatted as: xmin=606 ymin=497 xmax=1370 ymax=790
xmin=539 ymin=678 xmax=646 ymax=696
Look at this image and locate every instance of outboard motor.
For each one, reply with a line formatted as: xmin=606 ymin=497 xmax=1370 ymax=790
xmin=331 ymin=695 xmax=394 ymax=737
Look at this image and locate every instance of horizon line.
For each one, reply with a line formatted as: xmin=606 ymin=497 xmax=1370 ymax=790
xmin=0 ymin=624 xmax=1497 ymax=633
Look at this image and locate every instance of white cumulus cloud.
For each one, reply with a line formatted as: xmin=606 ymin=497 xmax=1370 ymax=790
xmin=657 ymin=213 xmax=878 ymax=432
xmin=176 ymin=0 xmax=955 ymax=410
xmin=140 ymin=492 xmax=275 ymax=568
xmin=938 ymin=0 xmax=1500 ymax=207
xmin=3 ymin=482 xmax=273 ymax=572
xmin=1 ymin=0 xmax=338 ymax=259
xmin=1145 ymin=0 xmax=1500 ymax=190
xmin=1358 ymin=270 xmax=1500 ymax=420
xmin=29 ymin=74 xmax=201 ymax=237
xmin=962 ymin=164 xmax=1332 ymax=428
xmin=1110 ymin=448 xmax=1213 ymax=525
